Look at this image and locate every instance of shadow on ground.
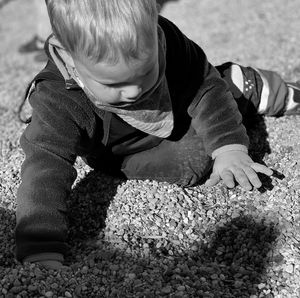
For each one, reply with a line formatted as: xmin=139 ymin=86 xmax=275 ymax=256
xmin=65 ymin=174 xmax=280 ymax=296
xmin=61 ymin=135 xmax=280 ymax=296
xmin=66 ymin=171 xmax=123 ymax=248
xmin=245 ymin=114 xmax=285 ymax=192
xmin=0 ymin=207 xmax=16 ymax=266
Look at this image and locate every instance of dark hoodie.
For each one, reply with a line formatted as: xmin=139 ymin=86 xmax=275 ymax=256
xmin=15 ymin=16 xmax=248 ymax=262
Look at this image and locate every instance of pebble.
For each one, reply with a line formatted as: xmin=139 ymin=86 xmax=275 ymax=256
xmin=257 ymin=283 xmax=266 ymax=290
xmin=81 ymin=266 xmax=89 ymax=274
xmin=161 ymin=285 xmax=172 ymax=294
xmin=65 ymin=291 xmax=72 ymax=297
xmin=2 ymin=289 xmax=8 ymax=295
xmin=45 ymin=291 xmax=54 ymax=298
xmin=177 ymin=285 xmax=185 ymax=291
xmin=127 ymin=273 xmax=136 ymax=280
xmin=27 ymin=285 xmax=37 ymax=292
xmin=285 ymin=264 xmax=294 ymax=274
xmin=234 ymin=280 xmax=243 ymax=288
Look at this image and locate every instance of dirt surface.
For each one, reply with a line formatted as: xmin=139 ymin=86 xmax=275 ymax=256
xmin=0 ymin=1 xmax=300 ymax=297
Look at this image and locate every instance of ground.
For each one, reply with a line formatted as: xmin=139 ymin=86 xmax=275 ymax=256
xmin=0 ymin=0 xmax=300 ymax=297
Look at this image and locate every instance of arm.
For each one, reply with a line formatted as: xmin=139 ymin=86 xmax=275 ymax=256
xmin=188 ymin=64 xmax=273 ymax=189
xmin=15 ymin=80 xmax=91 ymax=263
xmin=159 ymin=16 xmax=272 ymax=189
xmin=187 ymin=62 xmax=249 ymax=155
xmin=159 ymin=16 xmax=249 ymax=152
xmin=188 ymin=63 xmax=273 ymax=189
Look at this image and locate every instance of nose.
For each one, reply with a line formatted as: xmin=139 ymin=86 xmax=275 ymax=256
xmin=121 ymin=85 xmax=142 ymax=100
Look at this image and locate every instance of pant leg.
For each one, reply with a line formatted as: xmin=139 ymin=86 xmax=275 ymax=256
xmin=120 ymin=126 xmax=213 ymax=187
xmin=216 ymin=62 xmax=290 ymax=117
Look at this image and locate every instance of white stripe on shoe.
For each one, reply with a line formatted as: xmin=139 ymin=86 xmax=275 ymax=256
xmin=254 ymin=68 xmax=270 ymax=114
xmin=286 ymin=87 xmax=298 ymax=111
xmin=230 ymin=64 xmax=244 ymax=92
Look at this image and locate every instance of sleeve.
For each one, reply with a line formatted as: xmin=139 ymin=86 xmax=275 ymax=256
xmin=187 ymin=62 xmax=249 ymax=156
xmin=159 ymin=16 xmax=249 ymax=155
xmin=15 ymin=81 xmax=89 ymax=262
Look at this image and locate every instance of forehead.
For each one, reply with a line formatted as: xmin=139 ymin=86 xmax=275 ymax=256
xmin=74 ymin=43 xmax=158 ymax=83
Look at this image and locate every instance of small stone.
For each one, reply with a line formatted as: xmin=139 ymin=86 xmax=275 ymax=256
xmin=272 ymin=253 xmax=284 ymax=265
xmin=81 ymin=266 xmax=89 ymax=274
xmin=88 ymin=259 xmax=95 ymax=268
xmin=285 ymin=264 xmax=294 ymax=274
xmin=210 ymin=274 xmax=219 ymax=280
xmin=27 ymin=285 xmax=37 ymax=292
xmin=177 ymin=285 xmax=185 ymax=291
xmin=51 ymin=283 xmax=59 ymax=290
xmin=34 ymin=268 xmax=43 ymax=278
xmin=191 ymin=245 xmax=198 ymax=251
xmin=65 ymin=291 xmax=72 ymax=298
xmin=128 ymin=273 xmax=136 ymax=280
xmin=234 ymin=280 xmax=243 ymax=288
xmin=2 ymin=289 xmax=8 ymax=295
xmin=257 ymin=283 xmax=266 ymax=290
xmin=45 ymin=291 xmax=54 ymax=298
xmin=161 ymin=285 xmax=172 ymax=294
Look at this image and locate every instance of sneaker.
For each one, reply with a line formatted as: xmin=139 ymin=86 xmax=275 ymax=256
xmin=19 ymin=35 xmax=45 ymax=53
xmin=284 ymin=81 xmax=300 ymax=115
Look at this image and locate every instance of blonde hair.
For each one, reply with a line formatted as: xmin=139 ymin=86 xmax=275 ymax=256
xmin=46 ymin=0 xmax=158 ymax=64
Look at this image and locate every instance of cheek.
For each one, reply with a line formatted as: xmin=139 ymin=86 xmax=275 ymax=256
xmin=86 ymin=82 xmax=121 ymax=104
xmin=144 ymin=68 xmax=159 ymax=91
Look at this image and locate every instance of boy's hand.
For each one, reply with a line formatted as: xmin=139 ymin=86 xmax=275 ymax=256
xmin=205 ymin=150 xmax=273 ymax=190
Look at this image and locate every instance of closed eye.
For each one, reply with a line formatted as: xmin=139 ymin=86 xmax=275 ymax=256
xmin=100 ymin=66 xmax=155 ymax=88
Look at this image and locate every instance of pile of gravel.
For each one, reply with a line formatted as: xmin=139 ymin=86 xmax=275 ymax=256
xmin=1 ymin=115 xmax=299 ymax=297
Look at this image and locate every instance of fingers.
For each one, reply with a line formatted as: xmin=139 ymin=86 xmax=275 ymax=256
xmin=243 ymin=166 xmax=262 ymax=189
xmin=228 ymin=167 xmax=252 ymax=190
xmin=228 ymin=163 xmax=272 ymax=190
xmin=205 ymin=163 xmax=273 ymax=190
xmin=250 ymin=163 xmax=273 ymax=176
xmin=219 ymin=170 xmax=235 ymax=188
xmin=205 ymin=173 xmax=221 ymax=187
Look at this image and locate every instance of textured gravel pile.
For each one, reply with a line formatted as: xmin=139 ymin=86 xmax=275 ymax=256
xmin=1 ymin=0 xmax=300 ymax=297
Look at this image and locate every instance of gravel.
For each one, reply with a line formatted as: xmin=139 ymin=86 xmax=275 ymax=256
xmin=1 ymin=0 xmax=300 ymax=297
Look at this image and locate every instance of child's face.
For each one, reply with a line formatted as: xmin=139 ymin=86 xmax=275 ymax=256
xmin=72 ymin=41 xmax=159 ymax=107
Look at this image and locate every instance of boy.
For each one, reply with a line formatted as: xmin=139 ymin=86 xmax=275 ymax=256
xmin=16 ymin=0 xmax=300 ymax=270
